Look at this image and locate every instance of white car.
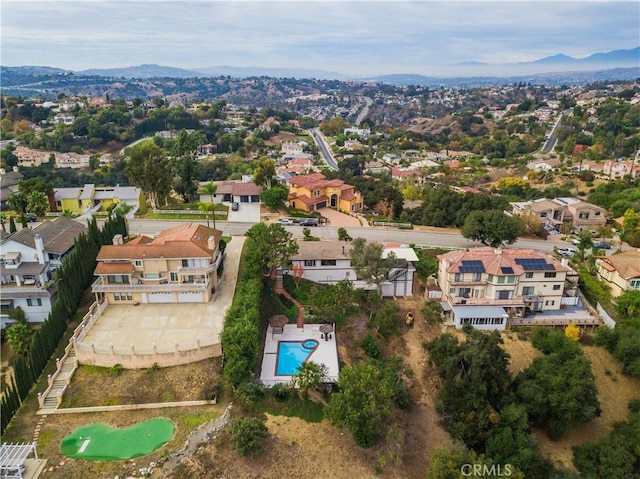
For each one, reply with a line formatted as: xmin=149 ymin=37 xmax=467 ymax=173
xmin=278 ymin=218 xmax=294 ymax=226
xmin=557 ymin=247 xmax=577 ymax=256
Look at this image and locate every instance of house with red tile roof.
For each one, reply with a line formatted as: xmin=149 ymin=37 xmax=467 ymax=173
xmin=438 ymin=247 xmax=578 ymax=330
xmin=92 ymin=223 xmax=223 ymax=305
xmin=288 ymin=173 xmax=363 ymax=213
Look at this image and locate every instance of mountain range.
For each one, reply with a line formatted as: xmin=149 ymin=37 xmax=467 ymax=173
xmin=14 ymin=47 xmax=636 ymax=81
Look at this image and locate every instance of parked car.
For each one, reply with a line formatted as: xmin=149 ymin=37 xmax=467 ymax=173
xmin=557 ymin=247 xmax=577 ymax=256
xmin=592 ymin=241 xmax=612 ymax=249
xmin=299 ymin=218 xmax=318 ymax=227
xmin=26 ymin=212 xmax=37 ymax=222
xmin=231 ymin=202 xmax=239 ymax=211
xmin=278 ymin=218 xmax=294 ymax=226
xmin=571 ymin=238 xmax=580 ymax=245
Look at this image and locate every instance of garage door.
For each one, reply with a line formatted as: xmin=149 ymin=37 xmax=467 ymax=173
xmin=147 ymin=292 xmax=175 ymax=303
xmin=315 ymin=201 xmax=327 ymax=209
xmin=178 ymin=291 xmax=203 ymax=303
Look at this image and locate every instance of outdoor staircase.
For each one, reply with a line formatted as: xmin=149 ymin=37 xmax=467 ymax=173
xmin=275 ymin=272 xmax=304 ymax=328
xmin=37 ymin=349 xmax=78 ymax=414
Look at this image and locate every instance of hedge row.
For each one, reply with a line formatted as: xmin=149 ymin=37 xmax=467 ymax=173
xmin=221 ymin=233 xmax=265 ymax=386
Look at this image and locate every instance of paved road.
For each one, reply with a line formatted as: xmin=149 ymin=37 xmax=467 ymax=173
xmin=126 ymin=219 xmax=557 ymax=253
xmin=541 ymin=109 xmax=571 ymax=154
xmin=355 ymin=96 xmax=373 ymax=125
xmin=309 ymin=128 xmax=338 ymax=170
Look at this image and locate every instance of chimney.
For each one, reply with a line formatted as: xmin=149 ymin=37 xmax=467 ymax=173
xmin=207 ymin=235 xmax=216 ymax=251
xmin=112 ymin=234 xmax=123 ymax=245
xmin=561 ymin=258 xmax=569 ymax=267
xmin=34 ymin=234 xmax=45 ymax=264
xmin=494 ymin=248 xmax=502 ymax=255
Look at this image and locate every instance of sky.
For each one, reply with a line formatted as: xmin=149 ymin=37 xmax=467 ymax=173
xmin=1 ymin=0 xmax=639 ymax=77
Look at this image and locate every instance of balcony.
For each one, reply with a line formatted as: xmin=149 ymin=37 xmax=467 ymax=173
xmin=92 ymin=278 xmax=209 ymax=293
xmin=446 ymin=294 xmax=525 ymax=307
xmin=450 ymin=279 xmax=485 ymax=286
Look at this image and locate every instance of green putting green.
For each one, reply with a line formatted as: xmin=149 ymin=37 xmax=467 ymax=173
xmin=60 ymin=417 xmax=174 ymax=461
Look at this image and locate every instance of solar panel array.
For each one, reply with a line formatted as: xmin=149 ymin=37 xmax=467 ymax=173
xmin=501 ymin=267 xmax=514 ymax=274
xmin=514 ymin=258 xmax=555 ymax=271
xmin=459 ymin=260 xmax=485 ymax=273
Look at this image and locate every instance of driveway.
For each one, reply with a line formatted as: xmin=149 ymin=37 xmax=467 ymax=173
xmin=318 ymin=207 xmax=368 ymax=228
xmin=80 ymin=236 xmax=245 ymax=352
xmin=226 ymin=202 xmax=260 ymax=223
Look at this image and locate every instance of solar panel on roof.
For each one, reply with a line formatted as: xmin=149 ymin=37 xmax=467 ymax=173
xmin=459 ymin=260 xmax=485 ymax=273
xmin=515 ymin=258 xmax=554 ymax=271
xmin=501 ymin=267 xmax=514 ymax=274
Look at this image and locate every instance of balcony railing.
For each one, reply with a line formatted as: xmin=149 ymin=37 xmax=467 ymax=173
xmin=450 ymin=279 xmax=485 ymax=286
xmin=92 ymin=278 xmax=209 ymax=293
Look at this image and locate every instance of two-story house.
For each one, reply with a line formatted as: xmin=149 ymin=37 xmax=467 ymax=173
xmin=0 ymin=217 xmax=87 ymax=327
xmin=438 ymin=247 xmax=576 ymax=330
xmin=288 ymin=173 xmax=363 ymax=213
xmin=282 ymin=240 xmax=417 ymax=297
xmin=595 ymin=250 xmax=640 ymax=298
xmin=53 ymin=183 xmax=144 ymax=216
xmin=509 ymin=197 xmax=607 ymax=233
xmin=92 ymin=223 xmax=222 ymax=305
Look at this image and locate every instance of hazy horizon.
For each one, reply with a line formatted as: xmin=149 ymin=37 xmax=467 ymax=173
xmin=1 ymin=1 xmax=639 ymax=77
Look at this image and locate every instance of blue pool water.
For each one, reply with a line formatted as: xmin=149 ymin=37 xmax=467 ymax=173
xmin=276 ymin=340 xmax=319 ymax=375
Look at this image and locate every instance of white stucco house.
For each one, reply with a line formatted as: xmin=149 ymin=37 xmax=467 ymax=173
xmin=281 ymin=240 xmax=417 ymax=297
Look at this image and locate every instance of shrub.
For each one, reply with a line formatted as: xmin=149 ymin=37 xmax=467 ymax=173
xmin=230 ymin=417 xmax=268 ymax=457
xmin=361 ymin=333 xmax=381 ymax=359
xmin=235 ymin=382 xmax=264 ymax=404
xmin=271 ymin=383 xmax=290 ymax=402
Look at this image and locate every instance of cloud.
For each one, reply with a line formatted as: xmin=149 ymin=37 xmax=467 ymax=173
xmin=1 ymin=0 xmax=638 ymax=75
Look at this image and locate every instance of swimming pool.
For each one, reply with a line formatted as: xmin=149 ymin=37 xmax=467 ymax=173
xmin=276 ymin=339 xmax=319 ymax=375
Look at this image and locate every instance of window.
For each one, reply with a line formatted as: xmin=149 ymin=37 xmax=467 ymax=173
xmin=545 ymin=300 xmax=555 ymax=306
xmin=496 ymin=290 xmax=512 ymax=300
xmin=595 ymin=211 xmax=601 ymax=216
xmin=473 ymin=272 xmax=482 ymax=281
xmin=134 ymin=260 xmax=142 ymax=267
xmin=170 ymin=272 xmax=179 ymax=282
xmin=113 ymin=293 xmax=133 ymax=301
xmin=321 ymin=260 xmax=337 ymax=266
xmin=107 ymin=275 xmax=129 ymax=284
xmin=27 ymin=298 xmax=42 ymax=307
xmin=182 ymin=259 xmax=189 ymax=267
xmin=522 ymin=286 xmax=535 ymax=295
xmin=488 ymin=274 xmax=494 ymax=282
xmin=630 ymin=280 xmax=640 ymax=290
xmin=544 ymin=272 xmax=557 ymax=278
xmin=525 ymin=272 xmax=533 ymax=279
xmin=498 ymin=276 xmax=506 ymax=284
xmin=312 ymin=189 xmax=320 ymax=197
xmin=553 ymin=284 xmax=561 ymax=290
xmin=540 ymin=212 xmax=547 ymax=218
xmin=507 ymin=276 xmax=515 ymax=283
xmin=454 ymin=273 xmax=462 ymax=282
xmin=579 ymin=212 xmax=589 ymax=219
xmin=304 ymin=260 xmax=316 ymax=267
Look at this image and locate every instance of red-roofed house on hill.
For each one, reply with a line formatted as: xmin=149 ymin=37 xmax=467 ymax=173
xmin=438 ymin=247 xmax=578 ymax=330
xmin=288 ymin=173 xmax=363 ymax=213
xmin=92 ymin=223 xmax=223 ymax=305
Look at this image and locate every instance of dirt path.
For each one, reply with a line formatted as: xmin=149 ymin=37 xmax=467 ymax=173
xmin=395 ymin=299 xmax=451 ymax=478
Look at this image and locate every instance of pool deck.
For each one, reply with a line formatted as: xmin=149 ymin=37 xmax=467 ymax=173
xmin=260 ymin=324 xmax=340 ymax=386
